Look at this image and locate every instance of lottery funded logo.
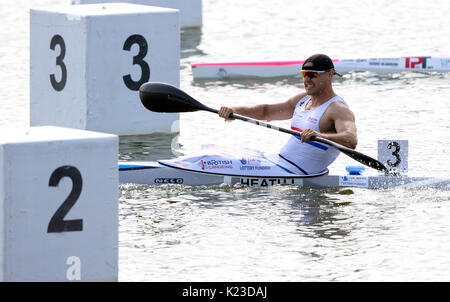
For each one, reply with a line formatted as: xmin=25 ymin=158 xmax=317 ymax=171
xmin=239 ymin=157 xmax=271 ymax=171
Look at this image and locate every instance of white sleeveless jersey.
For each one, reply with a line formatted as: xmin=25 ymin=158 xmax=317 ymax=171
xmin=279 ymin=95 xmax=348 ymax=175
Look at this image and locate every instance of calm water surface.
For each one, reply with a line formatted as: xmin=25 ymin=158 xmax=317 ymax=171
xmin=1 ymin=0 xmax=450 ymax=281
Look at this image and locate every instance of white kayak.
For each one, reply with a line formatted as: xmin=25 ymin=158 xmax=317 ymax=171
xmin=191 ymin=56 xmax=450 ymax=79
xmin=119 ymin=145 xmax=450 ymax=189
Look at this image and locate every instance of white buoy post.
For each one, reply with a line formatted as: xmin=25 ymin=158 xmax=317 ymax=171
xmin=70 ymin=0 xmax=202 ymax=28
xmin=0 ymin=126 xmax=118 ymax=281
xmin=30 ymin=4 xmax=180 ymax=135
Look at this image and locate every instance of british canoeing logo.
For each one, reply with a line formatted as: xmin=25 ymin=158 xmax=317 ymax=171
xmin=199 ymin=159 xmax=233 ymax=170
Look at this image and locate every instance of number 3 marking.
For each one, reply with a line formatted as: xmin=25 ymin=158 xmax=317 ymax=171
xmin=49 ymin=34 xmax=151 ymax=92
xmin=387 ymin=142 xmax=401 ymax=168
xmin=48 ymin=166 xmax=83 ymax=233
xmin=49 ymin=34 xmax=67 ymax=91
xmin=123 ymin=34 xmax=150 ymax=91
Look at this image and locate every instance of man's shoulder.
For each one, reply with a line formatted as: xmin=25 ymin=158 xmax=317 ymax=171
xmin=329 ymin=96 xmax=350 ymax=110
xmin=327 ymin=97 xmax=355 ymax=119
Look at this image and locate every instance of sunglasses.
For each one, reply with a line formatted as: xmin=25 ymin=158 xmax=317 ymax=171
xmin=300 ymin=69 xmax=331 ymax=78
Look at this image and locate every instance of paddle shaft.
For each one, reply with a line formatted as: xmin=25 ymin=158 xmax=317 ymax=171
xmin=204 ymin=106 xmax=348 ymax=148
xmin=203 ymin=107 xmax=294 ymax=134
xmin=202 ymin=106 xmax=388 ymax=173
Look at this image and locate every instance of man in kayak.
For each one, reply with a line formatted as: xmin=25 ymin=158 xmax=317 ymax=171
xmin=218 ymin=53 xmax=358 ymax=175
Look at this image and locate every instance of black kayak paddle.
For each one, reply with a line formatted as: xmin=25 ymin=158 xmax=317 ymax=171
xmin=139 ymin=82 xmax=389 ymax=173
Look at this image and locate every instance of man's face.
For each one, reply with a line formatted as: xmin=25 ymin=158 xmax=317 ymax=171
xmin=302 ymin=63 xmax=332 ymax=96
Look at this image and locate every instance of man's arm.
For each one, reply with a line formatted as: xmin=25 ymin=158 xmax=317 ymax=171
xmin=218 ymin=92 xmax=307 ymax=121
xmin=301 ymin=102 xmax=358 ymax=149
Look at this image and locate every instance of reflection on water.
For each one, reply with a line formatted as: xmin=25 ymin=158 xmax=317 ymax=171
xmin=119 ymin=133 xmax=179 ymax=161
xmin=342 ymin=70 xmax=450 ymax=85
xmin=120 ymin=183 xmax=356 ymax=245
xmin=192 ymin=76 xmax=304 ymax=90
xmin=192 ymin=70 xmax=450 ymax=89
xmin=181 ymin=27 xmax=205 ymax=59
xmin=118 ymin=183 xmax=361 ymax=281
xmin=279 ymin=186 xmax=354 ymax=240
xmin=119 ymin=173 xmax=450 ymax=282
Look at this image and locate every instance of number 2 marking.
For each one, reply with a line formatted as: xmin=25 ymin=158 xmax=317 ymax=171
xmin=49 ymin=34 xmax=67 ymax=91
xmin=48 ymin=166 xmax=83 ymax=233
xmin=387 ymin=142 xmax=401 ymax=168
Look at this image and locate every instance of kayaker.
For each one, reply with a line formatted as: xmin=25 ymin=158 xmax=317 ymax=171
xmin=218 ymin=53 xmax=358 ymax=175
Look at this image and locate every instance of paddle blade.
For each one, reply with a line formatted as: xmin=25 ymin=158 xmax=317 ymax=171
xmin=139 ymin=82 xmax=212 ymax=113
